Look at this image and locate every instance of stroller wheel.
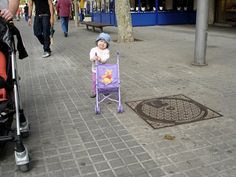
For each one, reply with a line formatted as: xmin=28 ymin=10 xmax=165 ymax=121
xmin=18 ymin=163 xmax=30 ymax=172
xmin=95 ymin=106 xmax=101 ymax=114
xmin=118 ymin=105 xmax=124 ymax=113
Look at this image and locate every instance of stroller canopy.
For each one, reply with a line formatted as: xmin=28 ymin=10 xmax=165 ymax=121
xmin=0 ymin=18 xmax=28 ymax=59
xmin=0 ymin=18 xmax=12 ymax=50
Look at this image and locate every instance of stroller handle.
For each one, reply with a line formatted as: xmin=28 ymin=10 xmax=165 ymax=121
xmin=0 ymin=13 xmax=14 ymax=23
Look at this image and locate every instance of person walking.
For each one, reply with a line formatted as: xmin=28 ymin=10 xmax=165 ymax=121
xmin=56 ymin=0 xmax=71 ymax=37
xmin=28 ymin=0 xmax=54 ymax=58
xmin=23 ymin=3 xmax=29 ymax=22
xmin=0 ymin=0 xmax=19 ymax=21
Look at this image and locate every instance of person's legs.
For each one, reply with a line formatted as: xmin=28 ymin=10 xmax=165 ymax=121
xmin=64 ymin=17 xmax=69 ymax=33
xmin=61 ymin=17 xmax=69 ymax=37
xmin=61 ymin=17 xmax=66 ymax=33
xmin=25 ymin=14 xmax=28 ymax=22
xmin=41 ymin=16 xmax=51 ymax=53
xmin=33 ymin=16 xmax=44 ymax=45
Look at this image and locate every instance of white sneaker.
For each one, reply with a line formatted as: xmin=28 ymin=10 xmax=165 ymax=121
xmin=42 ymin=51 xmax=50 ymax=58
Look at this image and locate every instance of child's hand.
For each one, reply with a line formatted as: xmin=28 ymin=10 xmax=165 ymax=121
xmin=93 ymin=56 xmax=101 ymax=62
xmin=97 ymin=56 xmax=102 ymax=62
xmin=92 ymin=56 xmax=97 ymax=61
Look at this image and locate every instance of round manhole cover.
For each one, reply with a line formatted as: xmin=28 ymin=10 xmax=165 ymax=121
xmin=126 ymin=95 xmax=223 ymax=129
xmin=135 ymin=97 xmax=208 ymax=124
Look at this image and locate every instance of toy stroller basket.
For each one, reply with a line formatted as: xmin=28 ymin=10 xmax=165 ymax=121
xmin=95 ymin=52 xmax=123 ymax=114
xmin=0 ymin=17 xmax=30 ymax=171
xmin=97 ymin=64 xmax=119 ymax=89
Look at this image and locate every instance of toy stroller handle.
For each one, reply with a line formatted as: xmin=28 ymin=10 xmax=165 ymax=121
xmin=95 ymin=52 xmax=98 ymax=65
xmin=116 ymin=52 xmax=120 ymax=64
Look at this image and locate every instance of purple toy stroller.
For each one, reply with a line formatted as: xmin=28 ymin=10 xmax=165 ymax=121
xmin=95 ymin=52 xmax=123 ymax=114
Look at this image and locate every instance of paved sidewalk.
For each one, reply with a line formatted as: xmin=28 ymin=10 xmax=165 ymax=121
xmin=0 ymin=20 xmax=236 ymax=177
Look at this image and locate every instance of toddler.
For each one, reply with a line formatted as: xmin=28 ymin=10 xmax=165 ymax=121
xmin=89 ymin=33 xmax=111 ymax=98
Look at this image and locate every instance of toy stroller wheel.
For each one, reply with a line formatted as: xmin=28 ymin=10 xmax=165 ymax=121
xmin=95 ymin=106 xmax=101 ymax=114
xmin=18 ymin=163 xmax=30 ymax=172
xmin=118 ymin=106 xmax=124 ymax=113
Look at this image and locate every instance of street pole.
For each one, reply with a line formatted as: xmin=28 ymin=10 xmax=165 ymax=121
xmin=193 ymin=0 xmax=209 ymax=66
xmin=74 ymin=0 xmax=78 ymax=27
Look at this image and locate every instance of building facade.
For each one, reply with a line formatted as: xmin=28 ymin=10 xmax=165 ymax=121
xmin=85 ymin=0 xmax=236 ymax=27
xmin=209 ymin=0 xmax=236 ymax=26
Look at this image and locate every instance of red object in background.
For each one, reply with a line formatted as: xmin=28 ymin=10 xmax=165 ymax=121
xmin=0 ymin=51 xmax=7 ymax=101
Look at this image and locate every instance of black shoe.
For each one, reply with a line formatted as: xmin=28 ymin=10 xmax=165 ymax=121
xmin=64 ymin=32 xmax=68 ymax=37
xmin=90 ymin=93 xmax=96 ymax=98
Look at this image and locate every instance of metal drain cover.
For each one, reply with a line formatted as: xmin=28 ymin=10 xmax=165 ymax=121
xmin=126 ymin=95 xmax=222 ymax=129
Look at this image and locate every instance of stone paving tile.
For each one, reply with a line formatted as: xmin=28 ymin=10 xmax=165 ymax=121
xmin=98 ymin=170 xmax=116 ymax=177
xmin=94 ymin=161 xmax=110 ymax=172
xmin=123 ymin=155 xmax=139 ymax=165
xmin=104 ymin=152 xmax=120 ymax=161
xmin=149 ymin=168 xmax=166 ymax=177
xmin=113 ymin=166 xmax=133 ymax=177
xmin=90 ymin=154 xmax=106 ymax=164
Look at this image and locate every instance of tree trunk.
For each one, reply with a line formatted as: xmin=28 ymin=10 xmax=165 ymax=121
xmin=74 ymin=0 xmax=79 ymax=27
xmin=115 ymin=0 xmax=134 ymax=42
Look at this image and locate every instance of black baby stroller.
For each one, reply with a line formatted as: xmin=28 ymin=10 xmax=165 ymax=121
xmin=0 ymin=17 xmax=30 ymax=171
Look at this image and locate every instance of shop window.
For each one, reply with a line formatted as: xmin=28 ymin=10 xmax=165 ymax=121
xmin=225 ymin=0 xmax=236 ymax=11
xmin=225 ymin=0 xmax=236 ymax=23
xmin=141 ymin=0 xmax=156 ymax=11
xmin=92 ymin=0 xmax=110 ymax=12
xmin=173 ymin=0 xmax=193 ymax=11
xmin=156 ymin=0 xmax=194 ymax=11
xmin=109 ymin=0 xmax=114 ymax=12
xmin=129 ymin=0 xmax=156 ymax=11
xmin=158 ymin=0 xmax=173 ymax=11
xmin=92 ymin=0 xmax=195 ymax=13
xmin=92 ymin=0 xmax=101 ymax=12
xmin=101 ymin=0 xmax=106 ymax=12
xmin=158 ymin=0 xmax=165 ymax=10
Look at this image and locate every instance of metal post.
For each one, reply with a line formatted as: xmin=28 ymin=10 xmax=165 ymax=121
xmin=74 ymin=0 xmax=78 ymax=27
xmin=193 ymin=0 xmax=209 ymax=66
xmin=138 ymin=0 xmax=141 ymax=11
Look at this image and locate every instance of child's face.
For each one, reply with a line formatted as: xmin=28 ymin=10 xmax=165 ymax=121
xmin=97 ymin=40 xmax=108 ymax=50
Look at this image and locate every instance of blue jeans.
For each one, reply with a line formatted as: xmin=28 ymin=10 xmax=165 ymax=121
xmin=24 ymin=14 xmax=28 ymax=22
xmin=60 ymin=17 xmax=69 ymax=33
xmin=33 ymin=15 xmax=51 ymax=52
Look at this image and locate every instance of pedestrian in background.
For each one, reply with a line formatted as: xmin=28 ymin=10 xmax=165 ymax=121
xmin=56 ymin=0 xmax=71 ymax=37
xmin=23 ymin=3 xmax=29 ymax=22
xmin=28 ymin=0 xmax=54 ymax=58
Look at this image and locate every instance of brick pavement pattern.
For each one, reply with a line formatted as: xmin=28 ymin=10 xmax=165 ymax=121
xmin=0 ymin=20 xmax=236 ymax=177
